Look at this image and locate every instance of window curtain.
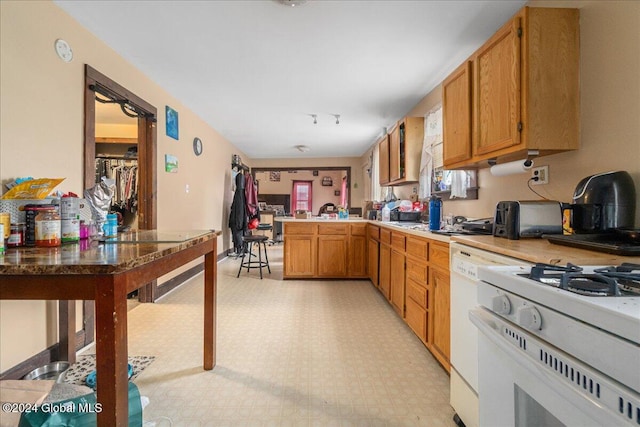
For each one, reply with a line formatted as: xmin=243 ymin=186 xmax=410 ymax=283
xmin=340 ymin=177 xmax=348 ymax=207
xmin=370 ymin=144 xmax=381 ymax=201
xmin=419 ymin=106 xmax=443 ymax=200
xmin=291 ymin=180 xmax=313 ymax=212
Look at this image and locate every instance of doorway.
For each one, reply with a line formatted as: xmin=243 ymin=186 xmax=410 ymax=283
xmin=81 ymin=65 xmax=158 ymax=345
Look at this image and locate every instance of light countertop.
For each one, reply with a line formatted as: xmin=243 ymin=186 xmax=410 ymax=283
xmin=451 ymin=235 xmax=640 ymax=265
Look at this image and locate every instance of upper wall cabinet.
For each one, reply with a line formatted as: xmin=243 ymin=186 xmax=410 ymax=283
xmin=378 ymin=134 xmax=390 ymax=185
xmin=383 ymin=116 xmax=424 ymax=186
xmin=442 ymin=61 xmax=472 ymax=166
xmin=443 ymin=7 xmax=580 ymax=169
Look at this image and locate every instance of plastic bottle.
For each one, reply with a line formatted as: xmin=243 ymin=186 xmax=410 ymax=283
xmin=428 ymin=195 xmax=442 ymax=231
xmin=381 ymin=203 xmax=391 ymax=222
xmin=103 ymin=213 xmax=118 ymax=239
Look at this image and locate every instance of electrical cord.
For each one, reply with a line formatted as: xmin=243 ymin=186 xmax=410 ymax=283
xmin=527 ymin=177 xmax=549 ymax=200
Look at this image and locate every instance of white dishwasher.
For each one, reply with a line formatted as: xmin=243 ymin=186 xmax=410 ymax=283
xmin=449 ymin=242 xmax=530 ymax=427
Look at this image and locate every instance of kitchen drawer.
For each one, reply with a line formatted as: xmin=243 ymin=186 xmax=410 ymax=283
xmin=405 ymin=297 xmax=427 ymax=344
xmin=350 ymin=223 xmax=367 ymax=236
xmin=429 ymin=242 xmax=449 ymax=269
xmin=406 ymin=278 xmax=429 ymax=310
xmin=406 ymin=277 xmax=428 ymax=309
xmin=391 ymin=232 xmax=406 ymax=251
xmin=285 ymin=222 xmax=316 ymax=235
xmin=380 ymin=228 xmax=391 ymax=245
xmin=368 ymin=224 xmax=380 ymax=240
xmin=407 ymin=261 xmax=428 ymax=284
xmin=318 ymin=223 xmax=348 ymax=235
xmin=406 ymin=236 xmax=429 ymax=260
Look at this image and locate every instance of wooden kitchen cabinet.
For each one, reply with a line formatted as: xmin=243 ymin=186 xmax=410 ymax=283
xmin=283 ymin=221 xmax=368 ymax=279
xmin=390 ymin=246 xmax=406 ymax=317
xmin=318 ymin=235 xmax=348 ymax=277
xmin=371 ymin=225 xmax=450 ymax=372
xmin=405 ymin=236 xmax=430 ymax=344
xmin=378 ymin=228 xmax=392 ymax=300
xmin=388 ymin=117 xmax=424 ymax=185
xmin=430 ymin=266 xmax=450 ymax=370
xmin=442 ymin=61 xmax=472 ymax=166
xmin=283 ymin=223 xmax=317 ymax=278
xmin=390 ymin=232 xmax=406 ymax=316
xmin=284 ymin=236 xmax=316 ymax=277
xmin=349 ymin=223 xmax=367 ymax=277
xmin=443 ymin=7 xmax=580 ymax=169
xmin=428 ymin=242 xmax=450 ymax=371
xmin=378 ymin=134 xmax=390 ymax=185
xmin=367 ymin=224 xmax=380 ymax=286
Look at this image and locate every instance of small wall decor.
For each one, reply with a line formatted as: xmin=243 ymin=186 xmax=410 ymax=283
xmin=334 ymin=190 xmax=341 ymax=196
xmin=313 ymin=170 xmax=319 ymax=176
xmin=321 ymin=176 xmax=333 ymax=186
xmin=164 ymin=154 xmax=178 ymax=173
xmin=269 ymin=171 xmax=281 ymax=182
xmin=193 ymin=137 xmax=203 ymax=156
xmin=165 ymin=106 xmax=179 ymax=140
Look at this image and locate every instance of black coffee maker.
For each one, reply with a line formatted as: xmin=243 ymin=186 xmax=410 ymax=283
xmin=570 ymin=171 xmax=636 ymax=233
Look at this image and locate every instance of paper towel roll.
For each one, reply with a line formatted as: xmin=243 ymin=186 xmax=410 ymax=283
xmin=490 ymin=159 xmax=534 ymax=176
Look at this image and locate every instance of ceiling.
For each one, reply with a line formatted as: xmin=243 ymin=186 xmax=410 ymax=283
xmin=56 ymin=0 xmax=526 ymax=160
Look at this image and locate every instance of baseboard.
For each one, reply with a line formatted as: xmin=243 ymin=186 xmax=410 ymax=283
xmin=0 ymin=330 xmax=85 ymax=380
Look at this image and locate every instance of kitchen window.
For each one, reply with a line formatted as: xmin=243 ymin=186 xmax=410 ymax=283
xmin=292 ymin=181 xmax=313 ymax=212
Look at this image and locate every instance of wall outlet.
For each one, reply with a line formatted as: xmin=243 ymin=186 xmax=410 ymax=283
xmin=531 ymin=166 xmax=549 ymax=185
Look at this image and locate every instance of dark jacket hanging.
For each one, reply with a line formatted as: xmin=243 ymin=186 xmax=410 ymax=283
xmin=229 ymin=171 xmax=247 ymax=253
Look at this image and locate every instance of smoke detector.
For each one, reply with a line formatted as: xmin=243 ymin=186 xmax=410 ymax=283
xmin=277 ymin=0 xmax=308 ymax=7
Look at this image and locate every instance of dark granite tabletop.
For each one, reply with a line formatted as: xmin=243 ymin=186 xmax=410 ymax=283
xmin=0 ymin=230 xmax=219 ymax=275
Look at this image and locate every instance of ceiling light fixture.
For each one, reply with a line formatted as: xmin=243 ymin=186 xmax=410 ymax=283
xmin=295 ymin=145 xmax=311 ymax=152
xmin=277 ymin=0 xmax=307 ymax=7
xmin=333 ymin=114 xmax=340 ymax=125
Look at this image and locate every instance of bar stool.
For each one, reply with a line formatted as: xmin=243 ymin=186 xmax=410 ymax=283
xmin=236 ymin=234 xmax=271 ymax=279
xmin=257 ymin=223 xmax=274 ymax=244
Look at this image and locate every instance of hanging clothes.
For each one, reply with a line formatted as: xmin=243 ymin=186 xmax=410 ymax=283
xmin=244 ymin=172 xmax=259 ymax=221
xmin=229 ymin=172 xmax=247 ymax=254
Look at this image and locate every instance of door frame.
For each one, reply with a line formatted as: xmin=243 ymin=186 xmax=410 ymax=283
xmin=82 ymin=65 xmax=158 ymax=344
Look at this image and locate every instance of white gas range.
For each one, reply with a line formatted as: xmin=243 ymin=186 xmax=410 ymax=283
xmin=470 ymin=262 xmax=640 ymax=426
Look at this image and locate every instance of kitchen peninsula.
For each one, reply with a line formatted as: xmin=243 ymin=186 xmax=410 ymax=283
xmin=0 ymin=230 xmax=220 ymax=427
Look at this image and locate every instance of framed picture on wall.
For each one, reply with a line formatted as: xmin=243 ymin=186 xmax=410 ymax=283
xmin=334 ymin=190 xmax=340 ymax=196
xmin=165 ymin=106 xmax=179 ymax=140
xmin=164 ymin=154 xmax=178 ymax=173
xmin=269 ymin=171 xmax=280 ymax=182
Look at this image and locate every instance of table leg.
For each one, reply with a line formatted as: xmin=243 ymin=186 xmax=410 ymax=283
xmin=204 ymin=243 xmax=217 ymax=370
xmin=58 ymin=300 xmax=76 ymax=364
xmin=95 ymin=275 xmax=129 ymax=426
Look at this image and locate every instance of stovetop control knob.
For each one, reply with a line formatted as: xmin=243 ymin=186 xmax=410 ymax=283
xmin=517 ymin=306 xmax=542 ymax=330
xmin=492 ymin=294 xmax=511 ymax=315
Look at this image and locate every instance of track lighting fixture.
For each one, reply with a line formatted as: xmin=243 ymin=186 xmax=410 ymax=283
xmin=308 ymin=113 xmax=341 ymax=124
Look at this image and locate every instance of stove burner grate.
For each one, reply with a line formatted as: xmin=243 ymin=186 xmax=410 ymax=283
xmin=560 ymin=273 xmax=620 ymax=296
xmin=524 ymin=263 xmax=640 ymax=297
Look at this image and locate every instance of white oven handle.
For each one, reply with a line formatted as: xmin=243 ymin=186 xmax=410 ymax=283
xmin=469 ymin=307 xmax=640 ymax=426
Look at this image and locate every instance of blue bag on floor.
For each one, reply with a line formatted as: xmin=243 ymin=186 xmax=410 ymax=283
xmin=18 ymin=382 xmax=142 ymax=427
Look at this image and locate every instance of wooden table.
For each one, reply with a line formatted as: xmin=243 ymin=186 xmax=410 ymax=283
xmin=0 ymin=230 xmax=219 ymax=426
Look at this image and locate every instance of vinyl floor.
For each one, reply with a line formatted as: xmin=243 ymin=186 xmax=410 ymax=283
xmin=109 ymin=244 xmax=455 ymax=426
